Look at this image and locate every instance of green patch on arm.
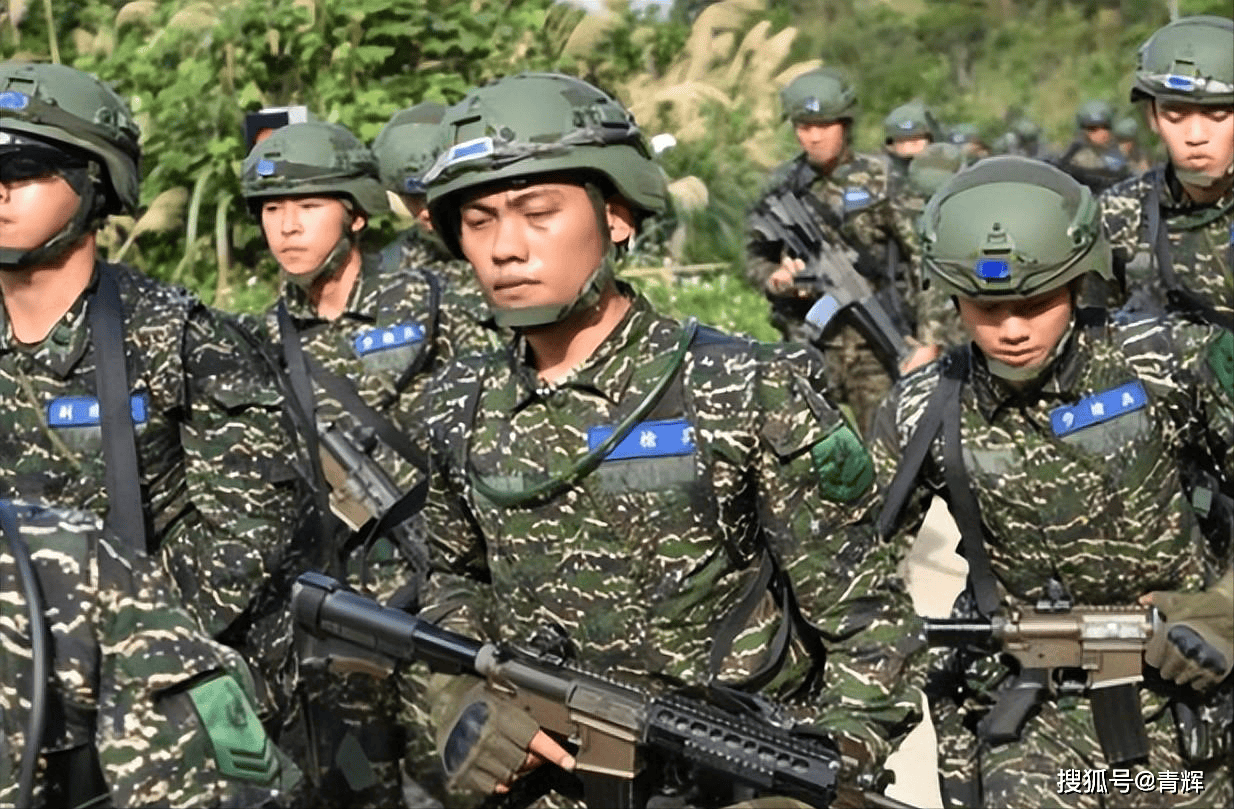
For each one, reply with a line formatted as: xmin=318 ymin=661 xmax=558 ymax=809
xmin=811 ymin=422 xmax=875 ymax=503
xmin=1209 ymin=330 xmax=1234 ymax=401
xmin=187 ymin=673 xmax=279 ymax=784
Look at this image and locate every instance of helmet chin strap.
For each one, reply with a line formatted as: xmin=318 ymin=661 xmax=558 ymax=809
xmin=0 ymin=164 xmax=104 ymax=271
xmin=280 ymin=211 xmax=357 ymax=292
xmin=984 ymin=309 xmax=1077 ymax=384
xmin=488 ymin=182 xmax=618 ymax=331
xmin=1174 ymin=158 xmax=1234 ymax=190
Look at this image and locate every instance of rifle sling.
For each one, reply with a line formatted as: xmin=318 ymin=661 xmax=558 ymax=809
xmin=89 ymin=264 xmax=148 ymax=553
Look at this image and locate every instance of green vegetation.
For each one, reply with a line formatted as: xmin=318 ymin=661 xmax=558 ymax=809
xmin=1 ymin=0 xmax=1224 ymax=331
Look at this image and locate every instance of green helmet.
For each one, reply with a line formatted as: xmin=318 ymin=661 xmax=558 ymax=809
xmin=1011 ymin=118 xmax=1041 ymax=143
xmin=908 ymin=142 xmax=965 ymax=198
xmin=241 ymin=121 xmax=388 ymax=217
xmin=947 ymin=122 xmax=981 ymax=145
xmin=921 ymin=156 xmax=1112 ymax=300
xmin=0 ymin=62 xmax=141 ymax=268
xmin=780 ymin=67 xmax=858 ymax=124
xmin=1131 ymin=15 xmax=1233 ymax=106
xmin=0 ymin=62 xmax=140 ymax=213
xmin=883 ymin=99 xmax=940 ymax=144
xmin=1113 ymin=115 xmax=1139 ymax=142
xmin=1075 ymin=99 xmax=1114 ymax=129
xmin=371 ymin=101 xmax=446 ymax=195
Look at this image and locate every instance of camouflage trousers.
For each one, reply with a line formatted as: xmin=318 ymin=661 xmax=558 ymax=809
xmin=932 ymin=690 xmax=1233 ymax=809
xmin=819 ymin=324 xmax=893 ymax=437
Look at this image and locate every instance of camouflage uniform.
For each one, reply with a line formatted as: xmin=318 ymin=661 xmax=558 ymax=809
xmin=1055 ymin=101 xmax=1132 ymax=193
xmin=420 ymin=288 xmax=924 ymax=804
xmin=0 ymin=262 xmax=300 ymax=670
xmin=0 ymin=500 xmax=300 ymax=807
xmin=746 ymin=150 xmax=919 ymax=433
xmin=872 ymin=156 xmax=1234 ymax=809
xmin=1096 ymin=168 xmax=1233 ymax=325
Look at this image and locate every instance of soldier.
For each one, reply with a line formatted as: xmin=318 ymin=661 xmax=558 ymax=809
xmin=1094 ymin=15 xmax=1233 ymax=332
xmin=1113 ymin=115 xmax=1151 ymax=174
xmin=414 ymin=71 xmax=923 ymax=806
xmin=0 ymin=500 xmax=299 ymax=807
xmin=746 ymin=66 xmax=934 ymax=434
xmin=0 ymin=63 xmax=302 ymax=722
xmin=371 ymin=101 xmax=474 ymax=290
xmin=871 ymin=156 xmax=1233 ymax=808
xmin=241 ymin=119 xmax=500 ymax=807
xmin=903 ymin=142 xmax=968 ymax=350
xmin=1055 ymin=99 xmax=1132 ymax=192
xmin=946 ymin=123 xmax=989 ymax=162
xmin=883 ymin=99 xmax=941 ymax=196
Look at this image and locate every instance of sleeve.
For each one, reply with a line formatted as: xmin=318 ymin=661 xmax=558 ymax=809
xmin=750 ymin=344 xmax=925 ymax=780
xmin=92 ymin=535 xmax=300 ymax=807
xmin=158 ymin=304 xmax=302 ymax=639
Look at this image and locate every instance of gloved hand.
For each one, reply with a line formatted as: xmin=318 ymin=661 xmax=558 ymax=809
xmin=430 ymin=675 xmax=542 ymax=794
xmin=1143 ymin=570 xmax=1234 ymax=692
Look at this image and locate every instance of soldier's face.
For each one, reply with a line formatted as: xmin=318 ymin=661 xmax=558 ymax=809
xmin=457 ymin=181 xmax=634 ymax=311
xmin=0 ymin=172 xmax=80 ymax=252
xmin=1082 ymin=126 xmax=1112 ymax=147
xmin=261 ymin=196 xmax=363 ymax=276
xmin=957 ymin=287 xmax=1073 ymax=373
xmin=890 ymin=136 xmax=930 ymax=159
xmin=794 ymin=121 xmax=846 ymax=167
xmin=1149 ymin=102 xmax=1234 ymax=181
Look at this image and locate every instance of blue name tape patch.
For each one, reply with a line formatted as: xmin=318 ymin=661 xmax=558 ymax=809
xmin=353 ymin=323 xmax=425 ymax=356
xmin=1049 ymin=380 xmax=1148 ymax=437
xmin=843 ymin=188 xmax=872 ymax=210
xmin=588 ymin=418 xmax=695 ymax=461
xmin=48 ymin=393 xmax=149 ymax=428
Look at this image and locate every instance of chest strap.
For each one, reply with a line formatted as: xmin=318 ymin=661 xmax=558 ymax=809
xmin=1147 ymin=171 xmax=1234 ymax=331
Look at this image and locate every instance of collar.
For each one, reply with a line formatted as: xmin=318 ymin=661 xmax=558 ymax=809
xmin=968 ymin=321 xmax=1090 ymax=422
xmin=507 ymin=283 xmax=666 ymax=413
xmin=1160 ymin=163 xmax=1234 ymax=218
xmin=0 ymin=262 xmax=98 ymax=379
xmin=279 ymin=251 xmax=383 ymax=326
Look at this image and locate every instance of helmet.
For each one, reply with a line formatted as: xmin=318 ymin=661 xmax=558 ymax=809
xmin=425 ymin=72 xmax=667 ymax=257
xmin=883 ymin=99 xmax=940 ymax=144
xmin=947 ymin=122 xmax=981 ymax=145
xmin=241 ymin=121 xmax=388 ymax=217
xmin=1011 ymin=118 xmax=1041 ymax=143
xmin=0 ymin=62 xmax=140 ymax=214
xmin=372 ymin=101 xmax=446 ymax=195
xmin=1075 ymin=99 xmax=1114 ymax=129
xmin=920 ymin=156 xmax=1112 ymax=300
xmin=908 ymin=142 xmax=965 ymax=198
xmin=1113 ymin=115 xmax=1139 ymax=141
xmin=780 ymin=67 xmax=858 ymax=124
xmin=1131 ymin=15 xmax=1233 ymax=106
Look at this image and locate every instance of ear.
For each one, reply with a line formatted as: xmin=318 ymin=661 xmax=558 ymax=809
xmin=606 ymin=197 xmax=637 ymax=245
xmin=1146 ymin=101 xmax=1161 ymax=136
xmin=350 ymin=211 xmax=367 ymax=233
xmin=415 ymin=206 xmax=434 ymax=232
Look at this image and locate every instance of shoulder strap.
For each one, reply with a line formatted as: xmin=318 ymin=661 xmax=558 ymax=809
xmin=938 ymin=352 xmax=1001 ymax=617
xmin=1147 ymin=171 xmax=1234 ymax=330
xmin=88 ymin=264 xmax=148 ymax=554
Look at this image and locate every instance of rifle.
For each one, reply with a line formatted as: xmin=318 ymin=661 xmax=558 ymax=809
xmin=748 ymin=188 xmax=912 ymax=376
xmin=924 ymin=597 xmax=1161 ymax=765
xmin=316 ymin=421 xmax=429 ymax=587
xmin=291 ymin=571 xmax=845 ymax=808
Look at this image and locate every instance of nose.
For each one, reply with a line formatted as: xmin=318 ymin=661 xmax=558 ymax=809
xmin=490 ymin=212 xmax=527 ymax=265
xmin=999 ymin=314 xmax=1032 ymax=344
xmin=1183 ymin=115 xmax=1208 ymax=145
xmin=278 ymin=206 xmax=302 ymax=235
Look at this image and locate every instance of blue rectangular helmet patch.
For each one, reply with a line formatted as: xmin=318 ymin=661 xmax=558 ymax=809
xmin=256 ymin=159 xmax=277 ymax=177
xmin=588 ymin=418 xmax=695 ymax=461
xmin=0 ymin=91 xmax=30 ymax=110
xmin=445 ymin=137 xmax=494 ymax=166
xmin=353 ymin=323 xmax=425 ymax=356
xmin=47 ymin=393 xmax=149 ymax=428
xmin=1165 ymin=74 xmax=1196 ymax=92
xmin=1049 ymin=380 xmax=1148 ymax=437
xmin=975 ymin=258 xmax=1011 ymax=280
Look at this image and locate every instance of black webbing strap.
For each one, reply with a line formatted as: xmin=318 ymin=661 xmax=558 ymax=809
xmin=939 ymin=354 xmax=1001 ymax=618
xmin=277 ymin=301 xmax=339 ymax=571
xmin=88 ymin=265 xmax=148 ymax=553
xmin=1147 ymin=171 xmax=1234 ymax=331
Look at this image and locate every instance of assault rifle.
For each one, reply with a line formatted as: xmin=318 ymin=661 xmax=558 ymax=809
xmin=292 ymin=571 xmax=849 ymax=808
xmin=316 ymin=422 xmax=429 ymax=582
xmin=747 ymin=188 xmax=912 ymax=376
xmin=925 ymin=598 xmax=1161 ymax=765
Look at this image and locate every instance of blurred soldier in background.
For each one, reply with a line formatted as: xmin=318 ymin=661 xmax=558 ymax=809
xmin=1113 ymin=114 xmax=1152 ymax=174
xmin=0 ymin=500 xmax=299 ymax=807
xmin=1055 ymin=99 xmax=1132 ymax=191
xmin=746 ymin=67 xmax=934 ymax=433
xmin=883 ymin=99 xmax=941 ymax=196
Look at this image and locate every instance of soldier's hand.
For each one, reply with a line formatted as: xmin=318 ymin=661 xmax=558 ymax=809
xmin=1141 ymin=570 xmax=1234 ymax=691
xmin=767 ymin=257 xmax=809 ymax=297
xmin=493 ymin=730 xmax=576 ymax=795
xmin=434 ymin=678 xmax=548 ymax=795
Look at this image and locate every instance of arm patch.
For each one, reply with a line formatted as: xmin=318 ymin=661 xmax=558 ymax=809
xmin=811 ymin=423 xmax=875 ymax=503
xmin=186 ymin=673 xmax=279 ymax=784
xmin=1209 ymin=330 xmax=1234 ymax=401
